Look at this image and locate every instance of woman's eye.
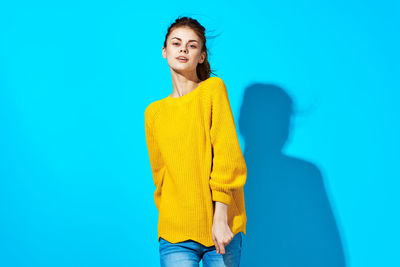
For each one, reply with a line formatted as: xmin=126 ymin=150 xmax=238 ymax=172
xmin=172 ymin=42 xmax=196 ymax=48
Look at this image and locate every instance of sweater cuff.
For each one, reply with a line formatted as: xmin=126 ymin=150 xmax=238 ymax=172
xmin=212 ymin=190 xmax=232 ymax=205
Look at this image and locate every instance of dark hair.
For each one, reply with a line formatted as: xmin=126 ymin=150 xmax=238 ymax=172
xmin=163 ymin=16 xmax=217 ymax=81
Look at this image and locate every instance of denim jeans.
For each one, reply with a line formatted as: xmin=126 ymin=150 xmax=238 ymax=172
xmin=159 ymin=232 xmax=243 ymax=267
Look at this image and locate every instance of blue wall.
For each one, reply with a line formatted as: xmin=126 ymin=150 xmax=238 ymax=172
xmin=0 ymin=1 xmax=398 ymax=266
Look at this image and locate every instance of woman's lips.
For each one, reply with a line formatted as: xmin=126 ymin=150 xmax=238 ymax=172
xmin=176 ymin=57 xmax=188 ymax=62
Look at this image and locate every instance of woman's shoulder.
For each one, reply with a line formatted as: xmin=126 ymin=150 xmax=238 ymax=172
xmin=203 ymin=76 xmax=228 ymax=97
xmin=205 ymin=76 xmax=224 ymax=85
xmin=202 ymin=76 xmax=227 ymax=94
xmin=144 ymin=99 xmax=165 ymax=125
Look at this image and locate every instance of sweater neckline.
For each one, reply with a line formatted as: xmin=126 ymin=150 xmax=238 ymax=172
xmin=165 ymin=77 xmax=211 ymax=104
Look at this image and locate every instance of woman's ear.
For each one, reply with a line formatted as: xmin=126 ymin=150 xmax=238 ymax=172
xmin=199 ymin=51 xmax=206 ymax=64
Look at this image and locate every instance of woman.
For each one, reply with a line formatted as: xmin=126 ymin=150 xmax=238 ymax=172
xmin=144 ymin=16 xmax=247 ymax=267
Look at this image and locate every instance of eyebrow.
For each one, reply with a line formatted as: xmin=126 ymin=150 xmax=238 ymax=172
xmin=171 ymin=37 xmax=199 ymax=43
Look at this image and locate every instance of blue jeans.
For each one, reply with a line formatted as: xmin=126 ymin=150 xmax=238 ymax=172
xmin=159 ymin=232 xmax=243 ymax=267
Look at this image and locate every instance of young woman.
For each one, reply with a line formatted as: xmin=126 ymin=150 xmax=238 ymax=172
xmin=144 ymin=16 xmax=247 ymax=267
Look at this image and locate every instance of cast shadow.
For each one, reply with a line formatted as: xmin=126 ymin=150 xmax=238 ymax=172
xmin=238 ymin=83 xmax=347 ymax=267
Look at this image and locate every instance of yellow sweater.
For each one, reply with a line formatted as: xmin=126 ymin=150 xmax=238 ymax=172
xmin=144 ymin=76 xmax=247 ymax=247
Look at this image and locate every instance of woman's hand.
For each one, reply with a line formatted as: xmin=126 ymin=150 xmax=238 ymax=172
xmin=212 ymin=201 xmax=234 ymax=254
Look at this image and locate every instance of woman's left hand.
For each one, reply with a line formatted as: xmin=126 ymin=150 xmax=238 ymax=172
xmin=211 ymin=218 xmax=234 ymax=255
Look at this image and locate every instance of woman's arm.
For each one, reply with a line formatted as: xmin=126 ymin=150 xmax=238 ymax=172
xmin=144 ymin=106 xmax=165 ymax=211
xmin=208 ymin=77 xmax=247 ymax=254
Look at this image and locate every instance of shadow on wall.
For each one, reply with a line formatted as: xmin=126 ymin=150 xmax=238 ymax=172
xmin=238 ymin=83 xmax=347 ymax=267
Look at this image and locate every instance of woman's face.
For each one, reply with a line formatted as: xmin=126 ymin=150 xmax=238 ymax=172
xmin=162 ymin=26 xmax=206 ymax=75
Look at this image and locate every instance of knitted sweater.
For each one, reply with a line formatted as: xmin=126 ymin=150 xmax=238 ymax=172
xmin=144 ymin=76 xmax=247 ymax=247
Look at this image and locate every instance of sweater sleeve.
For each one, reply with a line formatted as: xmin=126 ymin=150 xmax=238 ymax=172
xmin=144 ymin=107 xmax=165 ymax=210
xmin=209 ymin=78 xmax=247 ymax=206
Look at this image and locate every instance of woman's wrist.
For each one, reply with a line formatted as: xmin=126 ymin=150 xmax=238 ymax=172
xmin=213 ymin=201 xmax=228 ymax=223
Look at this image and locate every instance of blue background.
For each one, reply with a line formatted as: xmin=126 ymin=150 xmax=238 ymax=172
xmin=1 ymin=1 xmax=399 ymax=266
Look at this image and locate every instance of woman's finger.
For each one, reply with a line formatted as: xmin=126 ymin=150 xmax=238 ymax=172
xmin=212 ymin=236 xmax=220 ymax=253
xmin=218 ymin=240 xmax=226 ymax=254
